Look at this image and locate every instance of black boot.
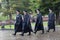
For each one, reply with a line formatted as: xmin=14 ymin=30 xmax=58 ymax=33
xmin=47 ymin=30 xmax=49 ymax=32
xmin=20 ymin=34 xmax=24 ymax=36
xmin=34 ymin=31 xmax=37 ymax=34
xmin=34 ymin=29 xmax=37 ymax=34
xmin=20 ymin=32 xmax=24 ymax=36
xmin=41 ymin=30 xmax=44 ymax=34
xmin=53 ymin=28 xmax=55 ymax=32
xmin=28 ymin=31 xmax=31 ymax=36
xmin=13 ymin=32 xmax=16 ymax=36
xmin=47 ymin=29 xmax=50 ymax=32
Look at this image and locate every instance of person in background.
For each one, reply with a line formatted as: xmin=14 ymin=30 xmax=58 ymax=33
xmin=1 ymin=22 xmax=5 ymax=30
xmin=29 ymin=11 xmax=33 ymax=22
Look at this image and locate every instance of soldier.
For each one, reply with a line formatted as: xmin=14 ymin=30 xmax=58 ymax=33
xmin=34 ymin=9 xmax=44 ymax=34
xmin=21 ymin=10 xmax=32 ymax=36
xmin=13 ymin=10 xmax=22 ymax=36
xmin=47 ymin=9 xmax=55 ymax=32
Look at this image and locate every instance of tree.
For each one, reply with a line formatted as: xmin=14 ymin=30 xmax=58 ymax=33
xmin=1 ymin=0 xmax=60 ymax=25
xmin=0 ymin=1 xmax=2 ymax=12
xmin=38 ymin=0 xmax=60 ymax=24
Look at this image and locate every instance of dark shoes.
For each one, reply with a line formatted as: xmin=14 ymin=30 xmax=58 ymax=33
xmin=13 ymin=33 xmax=16 ymax=36
xmin=20 ymin=33 xmax=31 ymax=36
xmin=34 ymin=30 xmax=44 ymax=34
xmin=41 ymin=32 xmax=44 ymax=34
xmin=47 ymin=30 xmax=55 ymax=32
xmin=53 ymin=30 xmax=55 ymax=32
xmin=20 ymin=34 xmax=24 ymax=36
xmin=34 ymin=32 xmax=36 ymax=34
xmin=47 ymin=30 xmax=49 ymax=32
xmin=27 ymin=34 xmax=31 ymax=36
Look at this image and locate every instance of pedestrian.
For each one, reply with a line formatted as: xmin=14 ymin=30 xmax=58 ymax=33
xmin=21 ymin=10 xmax=32 ymax=36
xmin=47 ymin=9 xmax=55 ymax=32
xmin=34 ymin=9 xmax=44 ymax=34
xmin=13 ymin=10 xmax=23 ymax=36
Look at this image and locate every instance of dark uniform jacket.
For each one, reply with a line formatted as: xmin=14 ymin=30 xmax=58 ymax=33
xmin=15 ymin=14 xmax=22 ymax=32
xmin=22 ymin=14 xmax=32 ymax=33
xmin=48 ymin=13 xmax=55 ymax=29
xmin=34 ymin=13 xmax=44 ymax=31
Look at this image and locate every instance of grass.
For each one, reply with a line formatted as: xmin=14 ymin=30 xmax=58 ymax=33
xmin=0 ymin=16 xmax=8 ymax=21
xmin=0 ymin=22 xmax=48 ymax=29
xmin=0 ymin=22 xmax=60 ymax=29
xmin=0 ymin=25 xmax=14 ymax=29
xmin=0 ymin=14 xmax=16 ymax=21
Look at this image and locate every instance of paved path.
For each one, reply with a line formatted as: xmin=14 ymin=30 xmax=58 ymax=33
xmin=0 ymin=26 xmax=60 ymax=40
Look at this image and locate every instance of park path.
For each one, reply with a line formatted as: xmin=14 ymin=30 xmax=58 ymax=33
xmin=0 ymin=26 xmax=60 ymax=40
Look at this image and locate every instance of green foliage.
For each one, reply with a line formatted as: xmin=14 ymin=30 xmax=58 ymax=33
xmin=39 ymin=0 xmax=60 ymax=15
xmin=0 ymin=14 xmax=16 ymax=21
xmin=1 ymin=0 xmax=60 ymax=16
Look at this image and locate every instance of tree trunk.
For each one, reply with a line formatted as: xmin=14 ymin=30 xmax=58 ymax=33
xmin=6 ymin=0 xmax=12 ymax=29
xmin=59 ymin=11 xmax=60 ymax=24
xmin=9 ymin=14 xmax=12 ymax=29
xmin=56 ymin=11 xmax=60 ymax=25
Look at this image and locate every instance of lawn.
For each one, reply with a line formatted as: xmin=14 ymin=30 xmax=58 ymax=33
xmin=0 ymin=25 xmax=14 ymax=29
xmin=0 ymin=22 xmax=48 ymax=29
xmin=0 ymin=14 xmax=16 ymax=21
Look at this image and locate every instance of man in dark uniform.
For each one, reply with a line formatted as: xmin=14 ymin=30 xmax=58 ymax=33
xmin=13 ymin=10 xmax=22 ymax=35
xmin=21 ymin=10 xmax=32 ymax=36
xmin=34 ymin=9 xmax=44 ymax=34
xmin=47 ymin=9 xmax=55 ymax=32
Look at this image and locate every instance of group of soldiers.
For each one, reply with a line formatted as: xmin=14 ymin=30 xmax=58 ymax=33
xmin=13 ymin=8 xmax=55 ymax=36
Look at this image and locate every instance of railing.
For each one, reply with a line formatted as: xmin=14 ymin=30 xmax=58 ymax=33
xmin=0 ymin=16 xmax=56 ymax=26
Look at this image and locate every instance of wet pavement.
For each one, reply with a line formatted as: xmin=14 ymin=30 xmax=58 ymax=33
xmin=0 ymin=26 xmax=60 ymax=40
